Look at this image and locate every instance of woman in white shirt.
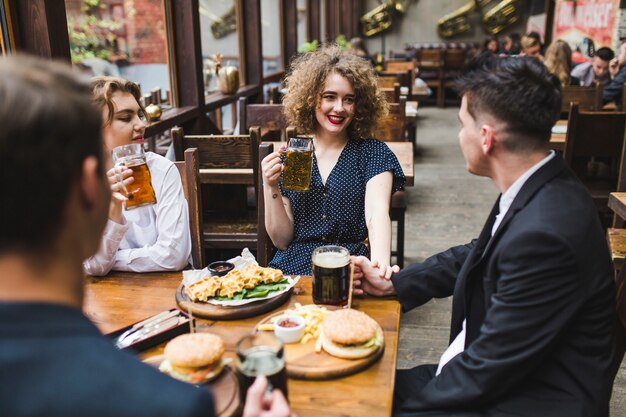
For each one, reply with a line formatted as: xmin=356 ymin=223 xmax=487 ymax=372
xmin=83 ymin=77 xmax=191 ymax=275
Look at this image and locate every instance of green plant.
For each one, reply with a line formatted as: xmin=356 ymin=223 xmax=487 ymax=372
xmin=67 ymin=0 xmax=127 ymax=64
xmin=297 ymin=35 xmax=349 ymax=54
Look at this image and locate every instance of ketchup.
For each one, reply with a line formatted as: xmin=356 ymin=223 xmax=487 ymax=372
xmin=278 ymin=318 xmax=299 ymax=328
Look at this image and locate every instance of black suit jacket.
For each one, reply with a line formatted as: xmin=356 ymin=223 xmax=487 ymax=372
xmin=392 ymin=155 xmax=616 ymax=417
xmin=0 ymin=303 xmax=215 ymax=417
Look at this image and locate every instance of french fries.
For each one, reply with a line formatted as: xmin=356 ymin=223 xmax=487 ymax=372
xmin=258 ymin=303 xmax=330 ymax=344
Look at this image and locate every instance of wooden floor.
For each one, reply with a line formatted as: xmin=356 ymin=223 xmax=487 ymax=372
xmin=398 ymin=106 xmax=626 ymax=415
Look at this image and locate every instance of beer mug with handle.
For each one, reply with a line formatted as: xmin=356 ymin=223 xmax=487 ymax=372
xmin=282 ymin=137 xmax=314 ymax=192
xmin=111 ymin=143 xmax=157 ymax=210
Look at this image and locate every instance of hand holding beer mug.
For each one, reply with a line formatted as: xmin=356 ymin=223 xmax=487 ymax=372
xmin=111 ymin=144 xmax=157 ymax=210
xmin=282 ymin=137 xmax=314 ymax=192
xmin=312 ymin=245 xmax=351 ymax=307
xmin=236 ymin=333 xmax=288 ymax=406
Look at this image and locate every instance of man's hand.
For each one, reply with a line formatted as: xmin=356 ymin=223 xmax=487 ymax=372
xmin=351 ymin=256 xmax=398 ymax=297
xmin=609 ymin=57 xmax=620 ymax=79
xmin=242 ymin=375 xmax=293 ymax=417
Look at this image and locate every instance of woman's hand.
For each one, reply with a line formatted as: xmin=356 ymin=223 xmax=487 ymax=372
xmin=261 ymin=145 xmax=286 ymax=188
xmin=351 ymin=256 xmax=397 ymax=297
xmin=371 ymin=259 xmax=399 ymax=280
xmin=106 ymin=166 xmax=133 ymax=223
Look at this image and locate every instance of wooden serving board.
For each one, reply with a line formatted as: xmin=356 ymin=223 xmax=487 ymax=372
xmin=258 ymin=311 xmax=384 ymax=380
xmin=175 ymin=283 xmax=292 ymax=320
xmin=143 ymin=355 xmax=241 ymax=417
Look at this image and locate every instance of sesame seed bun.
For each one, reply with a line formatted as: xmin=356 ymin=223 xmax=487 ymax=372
xmin=322 ymin=309 xmax=376 ymax=345
xmin=321 ymin=309 xmax=384 ymax=359
xmin=164 ymin=333 xmax=224 ymax=368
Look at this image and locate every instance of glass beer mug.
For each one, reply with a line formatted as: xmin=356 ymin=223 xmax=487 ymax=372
xmin=236 ymin=332 xmax=288 ymax=404
xmin=311 ymin=245 xmax=351 ymax=307
xmin=111 ymin=144 xmax=157 ymax=210
xmin=282 ymin=137 xmax=314 ymax=192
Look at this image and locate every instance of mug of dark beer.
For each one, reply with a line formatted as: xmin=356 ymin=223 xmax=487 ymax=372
xmin=111 ymin=144 xmax=157 ymax=210
xmin=236 ymin=332 xmax=288 ymax=404
xmin=282 ymin=137 xmax=314 ymax=192
xmin=312 ymin=245 xmax=351 ymax=307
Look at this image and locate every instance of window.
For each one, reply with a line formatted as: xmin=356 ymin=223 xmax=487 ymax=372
xmin=297 ymin=0 xmax=306 ymax=46
xmin=199 ymin=0 xmax=241 ymax=96
xmin=261 ymin=0 xmax=283 ymax=76
xmin=65 ymin=0 xmax=173 ymax=107
xmin=0 ymin=1 xmax=11 ymax=55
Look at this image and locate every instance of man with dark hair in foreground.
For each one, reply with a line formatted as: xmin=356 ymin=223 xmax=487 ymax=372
xmin=353 ymin=56 xmax=616 ymax=416
xmin=0 ymin=54 xmax=290 ymax=417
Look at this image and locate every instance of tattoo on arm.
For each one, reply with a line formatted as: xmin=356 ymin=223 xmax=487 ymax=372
xmin=272 ymin=193 xmax=278 ymax=199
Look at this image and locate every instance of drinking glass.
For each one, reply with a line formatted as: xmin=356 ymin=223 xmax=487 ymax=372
xmin=111 ymin=144 xmax=157 ymax=210
xmin=282 ymin=137 xmax=314 ymax=192
xmin=236 ymin=333 xmax=288 ymax=404
xmin=311 ymin=245 xmax=351 ymax=307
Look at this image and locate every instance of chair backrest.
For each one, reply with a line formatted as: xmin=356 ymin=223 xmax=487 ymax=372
xmin=560 ymin=83 xmax=603 ymax=114
xmin=443 ymin=48 xmax=467 ymax=72
xmin=563 ymin=103 xmax=626 ymax=187
xmin=256 ymin=142 xmax=276 ymax=266
xmin=174 ymin=148 xmax=204 ymax=269
xmin=380 ymin=83 xmax=401 ymax=103
xmin=385 ymin=59 xmax=416 ymax=86
xmin=374 ymin=96 xmax=407 ymax=141
xmin=377 ymin=75 xmax=399 ymax=89
xmin=239 ymin=97 xmax=288 ymax=142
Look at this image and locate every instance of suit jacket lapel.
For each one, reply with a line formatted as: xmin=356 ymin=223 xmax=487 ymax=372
xmin=449 ymin=196 xmax=501 ymax=341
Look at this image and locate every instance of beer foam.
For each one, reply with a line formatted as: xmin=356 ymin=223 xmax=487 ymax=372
xmin=313 ymin=251 xmax=349 ymax=268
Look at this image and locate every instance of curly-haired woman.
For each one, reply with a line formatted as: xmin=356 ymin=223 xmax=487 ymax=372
xmin=261 ymin=44 xmax=405 ymax=276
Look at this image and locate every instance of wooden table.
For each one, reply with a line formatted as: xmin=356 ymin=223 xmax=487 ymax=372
xmin=200 ymin=142 xmax=415 ymax=187
xmin=609 ymin=193 xmax=626 ymax=220
xmin=83 ymin=272 xmax=401 ymax=417
xmin=550 ymin=120 xmax=567 ymax=152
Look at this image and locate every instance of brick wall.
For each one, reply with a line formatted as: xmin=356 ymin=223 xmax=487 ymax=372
xmin=66 ymin=0 xmax=167 ymax=65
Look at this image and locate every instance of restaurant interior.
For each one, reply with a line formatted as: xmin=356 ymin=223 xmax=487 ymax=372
xmin=2 ymin=0 xmax=626 ymax=415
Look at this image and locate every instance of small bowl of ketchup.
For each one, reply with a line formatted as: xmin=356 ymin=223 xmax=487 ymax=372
xmin=208 ymin=261 xmax=235 ymax=277
xmin=274 ymin=314 xmax=305 ymax=344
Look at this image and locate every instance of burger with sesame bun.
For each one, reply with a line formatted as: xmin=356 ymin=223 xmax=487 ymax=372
xmin=320 ymin=309 xmax=384 ymax=359
xmin=159 ymin=333 xmax=225 ymax=384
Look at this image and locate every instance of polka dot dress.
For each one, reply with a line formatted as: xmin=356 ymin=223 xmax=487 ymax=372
xmin=268 ymin=138 xmax=405 ymax=275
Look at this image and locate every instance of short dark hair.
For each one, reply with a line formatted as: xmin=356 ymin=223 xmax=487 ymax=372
xmin=594 ymin=47 xmax=614 ymax=62
xmin=0 ymin=55 xmax=103 ymax=255
xmin=456 ymin=55 xmax=561 ymax=152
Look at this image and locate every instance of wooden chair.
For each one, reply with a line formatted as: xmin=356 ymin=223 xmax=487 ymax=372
xmin=377 ymin=75 xmax=399 ymax=89
xmin=560 ymin=83 xmax=603 ymax=115
xmin=442 ymin=48 xmax=468 ymax=107
xmin=563 ymin=103 xmax=626 ymax=228
xmin=172 ymin=126 xmax=262 ymax=256
xmin=239 ymin=97 xmax=289 ymax=142
xmin=374 ymin=96 xmax=407 ymax=142
xmin=373 ymin=97 xmax=408 ymax=267
xmin=380 ymin=82 xmax=401 ymax=103
xmin=385 ymin=60 xmax=416 ymax=83
xmin=416 ymin=48 xmax=444 ymax=107
xmin=174 ymin=148 xmax=204 ymax=269
xmin=256 ymin=142 xmax=276 ymax=266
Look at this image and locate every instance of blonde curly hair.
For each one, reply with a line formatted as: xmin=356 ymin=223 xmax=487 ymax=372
xmin=282 ymin=44 xmax=387 ymax=139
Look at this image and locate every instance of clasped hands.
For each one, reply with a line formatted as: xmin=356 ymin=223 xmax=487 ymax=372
xmin=351 ymin=256 xmax=398 ymax=297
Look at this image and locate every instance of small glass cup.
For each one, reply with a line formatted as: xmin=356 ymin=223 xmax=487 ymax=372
xmin=282 ymin=137 xmax=314 ymax=192
xmin=111 ymin=144 xmax=157 ymax=210
xmin=311 ymin=245 xmax=351 ymax=307
xmin=236 ymin=333 xmax=288 ymax=405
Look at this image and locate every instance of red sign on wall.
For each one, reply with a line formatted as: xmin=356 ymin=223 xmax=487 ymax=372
xmin=553 ymin=0 xmax=620 ymax=52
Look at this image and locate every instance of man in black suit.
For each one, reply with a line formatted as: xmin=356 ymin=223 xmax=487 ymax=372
xmin=353 ymin=55 xmax=616 ymax=416
xmin=0 ymin=55 xmax=291 ymax=417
